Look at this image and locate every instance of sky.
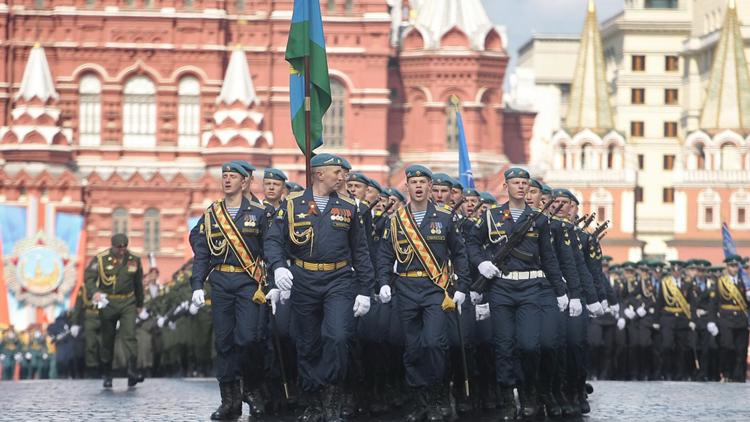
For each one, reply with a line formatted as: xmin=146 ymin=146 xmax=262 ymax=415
xmin=482 ymin=0 xmax=624 ymax=77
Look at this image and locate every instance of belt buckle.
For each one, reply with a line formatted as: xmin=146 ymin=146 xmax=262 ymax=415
xmin=316 ymin=263 xmax=324 ymax=271
xmin=417 ymin=271 xmax=424 ymax=277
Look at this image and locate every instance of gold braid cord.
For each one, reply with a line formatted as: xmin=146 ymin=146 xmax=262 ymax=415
xmin=390 ymin=216 xmax=415 ymax=266
xmin=663 ymin=276 xmax=691 ymax=318
xmin=719 ymin=275 xmax=748 ymax=311
xmin=286 ymin=199 xmax=314 ymax=255
xmin=97 ymin=254 xmax=117 ymax=290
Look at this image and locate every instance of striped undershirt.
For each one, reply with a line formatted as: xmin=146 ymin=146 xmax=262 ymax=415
xmin=413 ymin=210 xmax=427 ymax=226
xmin=314 ymin=195 xmax=329 ymax=213
xmin=227 ymin=207 xmax=240 ymax=219
xmin=509 ymin=208 xmax=524 ymax=222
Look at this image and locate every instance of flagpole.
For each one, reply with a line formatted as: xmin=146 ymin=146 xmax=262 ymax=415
xmin=304 ymin=55 xmax=313 ymax=188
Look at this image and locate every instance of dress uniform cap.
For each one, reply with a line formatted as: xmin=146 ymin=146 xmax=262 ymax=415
xmin=405 ymin=165 xmax=433 ymax=180
xmin=464 ymin=188 xmax=480 ymax=197
xmin=310 ymin=153 xmax=345 ymax=168
xmin=111 ymin=233 xmax=129 ymax=247
xmin=668 ymin=260 xmax=686 ymax=268
xmin=601 ymin=255 xmax=613 ymax=263
xmin=724 ymin=254 xmax=743 ymax=264
xmin=222 ymin=161 xmax=249 ymax=177
xmin=431 ymin=173 xmax=452 ymax=186
xmin=504 ymin=167 xmax=530 ymax=180
xmin=264 ymin=168 xmax=288 ymax=181
xmin=622 ymin=261 xmax=637 ymax=270
xmin=347 ymin=172 xmax=369 ymax=185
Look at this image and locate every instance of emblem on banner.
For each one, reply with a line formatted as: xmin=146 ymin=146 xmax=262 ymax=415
xmin=4 ymin=232 xmax=77 ymax=307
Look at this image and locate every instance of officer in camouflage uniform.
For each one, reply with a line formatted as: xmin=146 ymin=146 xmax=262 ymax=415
xmin=84 ymin=233 xmax=145 ymax=388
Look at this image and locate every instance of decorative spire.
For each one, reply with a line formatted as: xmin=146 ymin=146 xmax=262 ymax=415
xmin=217 ymin=46 xmax=257 ymax=107
xmin=411 ymin=0 xmax=493 ymax=50
xmin=15 ymin=44 xmax=59 ymax=102
xmin=699 ymin=0 xmax=750 ymax=131
xmin=565 ymin=0 xmax=613 ymax=132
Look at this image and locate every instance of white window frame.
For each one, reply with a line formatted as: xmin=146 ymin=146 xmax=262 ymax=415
xmin=177 ymin=76 xmax=201 ymax=148
xmin=731 ymin=190 xmax=750 ymax=230
xmin=79 ymin=74 xmax=102 ymax=146
xmin=123 ymin=76 xmax=157 ymax=148
xmin=697 ymin=189 xmax=721 ymax=230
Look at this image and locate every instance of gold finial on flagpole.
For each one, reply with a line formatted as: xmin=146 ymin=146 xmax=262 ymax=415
xmin=450 ymin=94 xmax=460 ymax=111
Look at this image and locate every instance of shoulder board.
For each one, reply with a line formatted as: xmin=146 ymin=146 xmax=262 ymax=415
xmin=339 ymin=195 xmax=356 ymax=206
xmin=436 ymin=206 xmax=451 ymax=214
xmin=96 ymin=250 xmax=109 ymax=258
xmin=490 ymin=204 xmax=500 ymax=209
xmin=287 ymin=191 xmax=304 ymax=201
xmin=249 ymin=200 xmax=266 ymax=210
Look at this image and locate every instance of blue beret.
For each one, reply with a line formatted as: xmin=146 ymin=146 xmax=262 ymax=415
xmin=263 ymin=168 xmax=287 ymax=181
xmin=310 ymin=153 xmax=345 ymax=168
xmin=529 ymin=178 xmax=543 ymax=190
xmin=222 ymin=162 xmax=249 ymax=177
xmin=479 ymin=192 xmax=496 ymax=204
xmin=387 ymin=188 xmax=406 ymax=202
xmin=451 ymin=178 xmax=464 ymax=190
xmin=347 ymin=172 xmax=369 ymax=185
xmin=541 ymin=184 xmax=553 ymax=195
xmin=432 ymin=173 xmax=453 ymax=187
xmin=367 ymin=178 xmax=383 ymax=193
xmin=233 ymin=160 xmax=256 ymax=174
xmin=464 ymin=188 xmax=480 ymax=197
xmin=553 ymin=188 xmax=578 ymax=204
xmin=504 ymin=167 xmax=530 ymax=180
xmin=340 ymin=156 xmax=352 ymax=171
xmin=285 ymin=181 xmax=304 ymax=192
xmin=405 ymin=165 xmax=433 ymax=180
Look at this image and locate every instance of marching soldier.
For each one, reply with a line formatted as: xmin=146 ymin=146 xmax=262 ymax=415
xmin=83 ymin=233 xmax=145 ymax=388
xmin=715 ymin=255 xmax=748 ymax=382
xmin=262 ymin=168 xmax=288 ymax=210
xmin=686 ymin=259 xmax=719 ymax=381
xmin=376 ymin=165 xmax=470 ymax=422
xmin=466 ymin=168 xmax=569 ymax=421
xmin=265 ymin=153 xmax=375 ymax=422
xmin=189 ymin=161 xmax=272 ymax=419
xmin=657 ymin=260 xmax=692 ymax=381
xmin=430 ymin=173 xmax=453 ymax=207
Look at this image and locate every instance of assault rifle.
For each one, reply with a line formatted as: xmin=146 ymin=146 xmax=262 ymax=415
xmin=580 ymin=212 xmax=597 ymax=230
xmin=470 ymin=200 xmax=559 ymax=293
xmin=371 ymin=198 xmax=397 ymax=226
xmin=574 ymin=214 xmax=588 ymax=225
xmin=591 ymin=220 xmax=610 ymax=240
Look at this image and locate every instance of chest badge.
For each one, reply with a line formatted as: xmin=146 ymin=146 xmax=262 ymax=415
xmin=430 ymin=221 xmax=443 ymax=235
xmin=244 ymin=214 xmax=257 ymax=228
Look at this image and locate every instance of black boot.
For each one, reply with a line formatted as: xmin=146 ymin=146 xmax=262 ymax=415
xmin=578 ymin=384 xmax=590 ymax=415
xmin=102 ymin=367 xmax=113 ymax=389
xmin=540 ymin=391 xmax=562 ymax=418
xmin=405 ymin=388 xmax=429 ymax=422
xmin=340 ymin=390 xmax=356 ymax=419
xmin=242 ymin=381 xmax=266 ymax=417
xmin=497 ymin=386 xmax=517 ymax=421
xmin=211 ymin=381 xmax=241 ymax=420
xmin=521 ymin=385 xmax=542 ymax=420
xmin=298 ymin=390 xmax=324 ymax=422
xmin=426 ymin=384 xmax=445 ymax=422
xmin=127 ymin=358 xmax=145 ymax=387
xmin=323 ymin=385 xmax=345 ymax=422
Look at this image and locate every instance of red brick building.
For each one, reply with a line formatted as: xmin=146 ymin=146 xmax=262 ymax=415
xmin=0 ymin=0 xmax=534 ymax=326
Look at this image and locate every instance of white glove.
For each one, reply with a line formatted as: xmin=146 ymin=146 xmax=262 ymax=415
xmin=280 ymin=289 xmax=291 ymax=304
xmin=696 ymin=309 xmax=707 ymax=318
xmin=96 ymin=294 xmax=109 ymax=309
xmin=180 ymin=300 xmax=189 ymax=311
xmin=267 ymin=289 xmax=280 ymax=315
xmin=746 ymin=290 xmax=750 ymax=301
xmin=557 ymin=294 xmax=569 ymax=312
xmin=0 ymin=354 xmax=5 ymax=361
xmin=379 ymin=285 xmax=392 ymax=304
xmin=475 ymin=303 xmax=490 ymax=321
xmin=70 ymin=325 xmax=81 ymax=338
xmin=453 ymin=291 xmax=466 ymax=314
xmin=274 ymin=267 xmax=294 ymax=291
xmin=636 ymin=304 xmax=647 ymax=318
xmin=587 ymin=301 xmax=604 ymax=317
xmin=138 ymin=309 xmax=150 ymax=320
xmin=25 ymin=352 xmax=32 ymax=360
xmin=188 ymin=303 xmax=200 ymax=315
xmin=689 ymin=321 xmax=696 ymax=331
xmin=478 ymin=261 xmax=501 ymax=279
xmin=470 ymin=291 xmax=483 ymax=305
xmin=617 ymin=318 xmax=626 ymax=330
xmin=569 ymin=298 xmax=583 ymax=317
xmin=168 ymin=321 xmax=177 ymax=331
xmin=115 ymin=321 xmax=120 ymax=330
xmin=14 ymin=353 xmax=22 ymax=362
xmin=707 ymin=322 xmax=719 ymax=336
xmin=601 ymin=299 xmax=609 ymax=312
xmin=353 ymin=295 xmax=371 ymax=317
xmin=157 ymin=316 xmax=166 ymax=328
xmin=191 ymin=289 xmax=205 ymax=307
xmin=610 ymin=303 xmax=620 ymax=315
xmin=624 ymin=306 xmax=636 ymax=320
xmin=42 ymin=353 xmax=48 ymax=360
xmin=652 ymin=323 xmax=661 ymax=330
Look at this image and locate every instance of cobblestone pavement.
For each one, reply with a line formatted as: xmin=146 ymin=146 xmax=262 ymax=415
xmin=0 ymin=379 xmax=748 ymax=421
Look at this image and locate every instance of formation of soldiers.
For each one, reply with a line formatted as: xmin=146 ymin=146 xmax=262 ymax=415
xmin=2 ymin=157 xmax=748 ymax=422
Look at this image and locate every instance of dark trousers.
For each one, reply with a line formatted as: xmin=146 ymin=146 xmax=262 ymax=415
xmin=538 ymin=287 xmax=564 ymax=394
xmin=718 ymin=320 xmax=749 ymax=381
xmin=291 ymin=267 xmax=355 ymax=392
xmin=488 ymin=277 xmax=542 ymax=387
xmin=396 ymin=278 xmax=449 ymax=388
xmin=565 ymin=308 xmax=587 ymax=394
xmin=99 ymin=297 xmax=136 ymax=374
xmin=660 ymin=314 xmax=690 ymax=380
xmin=210 ymin=271 xmax=267 ymax=383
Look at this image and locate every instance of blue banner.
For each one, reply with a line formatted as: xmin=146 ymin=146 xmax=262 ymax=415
xmin=456 ymin=111 xmax=475 ymax=189
xmin=55 ymin=212 xmax=84 ymax=315
xmin=722 ymin=222 xmax=749 ymax=288
xmin=0 ymin=205 xmax=28 ymax=254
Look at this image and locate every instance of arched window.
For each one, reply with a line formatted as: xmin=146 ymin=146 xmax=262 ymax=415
xmin=730 ymin=190 xmax=750 ymax=229
xmin=581 ymin=143 xmax=593 ymax=170
xmin=79 ymin=74 xmax=101 ymax=146
xmin=123 ymin=76 xmax=157 ymax=148
xmin=606 ymin=145 xmax=615 ymax=169
xmin=697 ymin=189 xmax=721 ymax=230
xmin=446 ymin=100 xmax=458 ymax=150
xmin=322 ymin=79 xmax=346 ymax=148
xmin=178 ymin=76 xmax=201 ymax=148
xmin=695 ymin=143 xmax=706 ymax=170
xmin=113 ymin=208 xmax=129 ymax=236
xmin=144 ymin=208 xmax=160 ymax=254
xmin=556 ymin=144 xmax=568 ymax=170
xmin=720 ymin=143 xmax=742 ymax=170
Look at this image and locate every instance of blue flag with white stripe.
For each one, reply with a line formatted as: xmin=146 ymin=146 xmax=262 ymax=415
xmin=456 ymin=111 xmax=475 ymax=189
